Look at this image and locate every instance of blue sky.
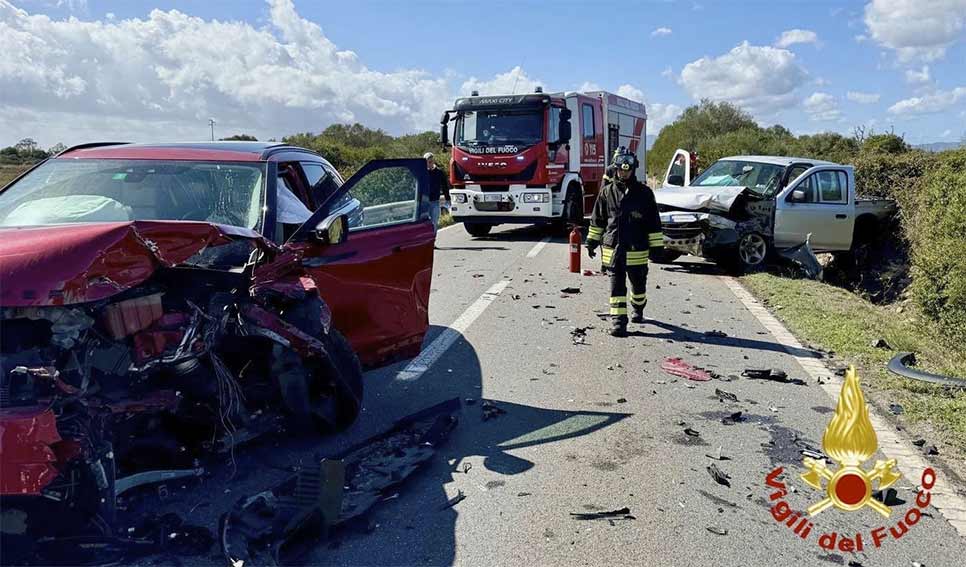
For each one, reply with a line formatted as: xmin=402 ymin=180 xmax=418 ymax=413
xmin=3 ymin=0 xmax=965 ymax=147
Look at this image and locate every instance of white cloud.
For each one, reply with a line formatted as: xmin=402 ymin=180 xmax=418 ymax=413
xmin=578 ymin=81 xmax=602 ymax=92
xmin=616 ymin=84 xmax=644 ymax=102
xmin=775 ymin=29 xmax=818 ymax=48
xmin=651 ymin=27 xmax=672 ymax=37
xmin=679 ymin=41 xmax=807 ymax=116
xmin=863 ymin=0 xmax=966 ymax=62
xmin=660 ymin=66 xmax=673 ymax=79
xmin=941 ymin=129 xmax=953 ymax=138
xmin=904 ymin=65 xmax=931 ymax=85
xmin=888 ymin=87 xmax=966 ymax=115
xmin=804 ymin=92 xmax=842 ymax=121
xmin=846 ymin=91 xmax=880 ymax=104
xmin=0 ymin=0 xmax=511 ymax=146
xmin=461 ymin=66 xmax=545 ymax=97
xmin=648 ymin=103 xmax=683 ymax=132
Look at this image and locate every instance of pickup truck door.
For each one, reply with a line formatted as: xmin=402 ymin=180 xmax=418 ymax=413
xmin=774 ymin=165 xmax=855 ymax=251
xmin=287 ymin=159 xmax=435 ymax=368
xmin=663 ymin=149 xmax=692 ymax=186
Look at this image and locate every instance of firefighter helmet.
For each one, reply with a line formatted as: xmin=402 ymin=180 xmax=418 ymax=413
xmin=612 ymin=147 xmax=639 ymax=172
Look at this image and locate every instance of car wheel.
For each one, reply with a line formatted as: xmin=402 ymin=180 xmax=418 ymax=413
xmin=733 ymin=232 xmax=769 ymax=273
xmin=465 ymin=223 xmax=493 ymax=237
xmin=275 ymin=327 xmax=362 ymax=434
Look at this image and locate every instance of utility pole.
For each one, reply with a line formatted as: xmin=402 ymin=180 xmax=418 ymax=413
xmin=208 ymin=118 xmax=216 ymax=141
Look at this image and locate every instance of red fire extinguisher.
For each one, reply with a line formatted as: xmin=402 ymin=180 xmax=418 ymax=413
xmin=569 ymin=225 xmax=582 ymax=273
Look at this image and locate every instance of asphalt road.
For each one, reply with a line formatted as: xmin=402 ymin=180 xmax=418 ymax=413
xmin=140 ymin=223 xmax=966 ymax=566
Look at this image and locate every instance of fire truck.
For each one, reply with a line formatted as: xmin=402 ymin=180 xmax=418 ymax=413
xmin=439 ymin=88 xmax=647 ymax=236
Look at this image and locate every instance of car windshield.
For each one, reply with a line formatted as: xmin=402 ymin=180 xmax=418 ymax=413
xmin=456 ymin=110 xmax=543 ymax=149
xmin=0 ymin=159 xmax=266 ymax=229
xmin=690 ymin=160 xmax=786 ymax=197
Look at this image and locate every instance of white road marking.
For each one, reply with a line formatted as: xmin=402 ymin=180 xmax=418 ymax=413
xmin=396 ymin=279 xmax=511 ymax=382
xmin=526 ymin=236 xmax=551 ymax=258
xmin=722 ymin=276 xmax=966 ymax=537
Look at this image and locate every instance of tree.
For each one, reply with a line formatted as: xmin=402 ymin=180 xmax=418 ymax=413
xmin=862 ymin=133 xmax=908 ymax=155
xmin=220 ymin=134 xmax=258 ymax=141
xmin=48 ymin=142 xmax=67 ymax=155
xmin=647 ymin=100 xmax=757 ymax=175
xmin=15 ymin=138 xmax=38 ymax=153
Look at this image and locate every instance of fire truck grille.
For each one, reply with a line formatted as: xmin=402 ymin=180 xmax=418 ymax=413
xmin=454 ymin=162 xmax=537 ymax=183
xmin=474 ymin=200 xmax=515 ymax=212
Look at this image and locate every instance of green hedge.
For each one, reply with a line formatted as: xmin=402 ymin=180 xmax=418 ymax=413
xmin=905 ymin=149 xmax=966 ymax=343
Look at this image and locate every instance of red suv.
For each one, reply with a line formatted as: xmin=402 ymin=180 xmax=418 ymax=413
xmin=0 ymin=142 xmax=435 ymax=550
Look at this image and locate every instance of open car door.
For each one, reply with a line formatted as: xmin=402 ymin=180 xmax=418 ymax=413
xmin=663 ymin=149 xmax=692 ymax=187
xmin=288 ymin=159 xmax=435 ymax=368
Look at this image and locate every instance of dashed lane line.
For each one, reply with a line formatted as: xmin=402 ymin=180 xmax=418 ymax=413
xmin=526 ymin=236 xmax=552 ymax=258
xmin=722 ymin=275 xmax=966 ymax=537
xmin=395 ymin=279 xmax=511 ymax=382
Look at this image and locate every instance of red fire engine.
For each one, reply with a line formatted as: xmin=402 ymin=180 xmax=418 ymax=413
xmin=440 ymin=88 xmax=647 ymax=237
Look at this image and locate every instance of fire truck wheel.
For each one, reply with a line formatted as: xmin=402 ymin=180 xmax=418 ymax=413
xmin=464 ymin=223 xmax=493 ymax=237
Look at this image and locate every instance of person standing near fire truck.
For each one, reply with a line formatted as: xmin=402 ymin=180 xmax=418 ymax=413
xmin=586 ymin=148 xmax=664 ymax=337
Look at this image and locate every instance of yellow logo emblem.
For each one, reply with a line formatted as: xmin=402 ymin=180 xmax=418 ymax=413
xmin=801 ymin=366 xmax=901 ymax=517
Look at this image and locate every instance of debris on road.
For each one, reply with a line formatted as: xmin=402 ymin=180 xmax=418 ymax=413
xmin=742 ymin=368 xmax=806 ymax=386
xmin=707 ymin=464 xmax=731 ymax=487
xmin=662 ymin=357 xmax=712 ymax=382
xmin=924 ymin=444 xmax=939 ymax=456
xmin=871 ymin=338 xmax=891 ymax=349
xmin=721 ymin=411 xmax=745 ymax=425
xmin=714 ymin=388 xmax=739 ymax=403
xmin=684 ymin=427 xmax=701 ymax=437
xmin=221 ymin=398 xmax=459 ymax=566
xmin=482 ymin=400 xmax=507 ymax=421
xmin=441 ymin=490 xmax=467 ymax=510
xmin=888 ymin=352 xmax=966 ymax=389
xmin=913 ymin=438 xmax=927 ymax=447
xmin=889 ymin=403 xmax=904 ymax=415
xmin=569 ymin=507 xmax=635 ymax=521
xmin=617 ymin=398 xmax=628 ymax=404
xmin=705 ymin=330 xmax=728 ymax=338
xmin=706 ymin=447 xmax=731 ymax=461
xmin=560 ymin=287 xmax=581 ymax=294
xmin=706 ymin=526 xmax=729 ymax=536
xmin=777 ymin=238 xmax=823 ymax=280
xmin=571 ymin=326 xmax=591 ymax=345
xmin=872 ymin=488 xmax=905 ymax=506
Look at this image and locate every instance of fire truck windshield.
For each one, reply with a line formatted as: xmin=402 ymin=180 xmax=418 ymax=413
xmin=456 ymin=110 xmax=543 ymax=149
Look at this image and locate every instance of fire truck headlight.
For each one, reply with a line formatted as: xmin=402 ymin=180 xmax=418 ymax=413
xmin=454 ymin=194 xmax=467 ymax=204
xmin=523 ymin=193 xmax=549 ymax=203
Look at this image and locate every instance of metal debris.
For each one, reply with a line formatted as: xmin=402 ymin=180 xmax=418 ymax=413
xmin=714 ymin=388 xmax=738 ymax=403
xmin=871 ymin=338 xmax=891 ymax=349
xmin=721 ymin=411 xmax=745 ymax=425
xmin=777 ymin=237 xmax=823 ymax=280
xmin=707 ymin=464 xmax=731 ymax=487
xmin=706 ymin=526 xmax=728 ymax=536
xmin=742 ymin=368 xmax=806 ymax=385
xmin=569 ymin=507 xmax=635 ymax=521
xmin=889 ymin=403 xmax=904 ymax=415
xmin=684 ymin=427 xmax=701 ymax=437
xmin=571 ymin=326 xmax=591 ymax=345
xmin=616 ymin=398 xmax=628 ymax=404
xmin=560 ymin=287 xmax=581 ymax=294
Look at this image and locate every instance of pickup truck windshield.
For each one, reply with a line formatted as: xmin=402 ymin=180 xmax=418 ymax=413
xmin=0 ymin=159 xmax=266 ymax=229
xmin=690 ymin=160 xmax=785 ymax=197
xmin=456 ymin=110 xmax=543 ymax=149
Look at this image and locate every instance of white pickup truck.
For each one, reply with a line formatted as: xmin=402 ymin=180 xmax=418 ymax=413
xmin=653 ymin=150 xmax=897 ymax=272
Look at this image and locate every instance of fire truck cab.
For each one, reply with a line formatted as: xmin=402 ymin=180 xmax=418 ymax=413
xmin=440 ymin=89 xmax=647 ymax=237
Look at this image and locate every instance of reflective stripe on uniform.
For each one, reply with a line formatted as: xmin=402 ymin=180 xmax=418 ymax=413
xmin=601 ymin=246 xmax=615 ymax=266
xmin=630 ymin=292 xmax=648 ymax=307
xmin=626 ymin=249 xmax=648 ymax=266
xmin=609 ymin=296 xmax=627 ymax=304
xmin=610 ymin=307 xmax=628 ymax=315
xmin=587 ymin=226 xmax=604 ymax=242
xmin=649 ymin=232 xmax=664 ymax=246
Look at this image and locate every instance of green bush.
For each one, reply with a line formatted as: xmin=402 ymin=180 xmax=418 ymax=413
xmin=852 ymin=149 xmax=936 ymax=200
xmin=906 ymin=149 xmax=966 ymax=343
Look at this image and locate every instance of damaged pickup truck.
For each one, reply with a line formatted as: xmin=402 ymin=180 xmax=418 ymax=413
xmin=0 ymin=142 xmax=435 ymax=558
xmin=654 ymin=150 xmax=896 ymax=273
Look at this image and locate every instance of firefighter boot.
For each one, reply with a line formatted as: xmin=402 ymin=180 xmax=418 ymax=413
xmin=610 ymin=319 xmax=627 ymax=337
xmin=630 ymin=309 xmax=645 ymax=324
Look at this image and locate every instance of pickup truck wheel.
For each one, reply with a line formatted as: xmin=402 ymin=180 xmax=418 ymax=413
xmin=465 ymin=223 xmax=493 ymax=237
xmin=722 ymin=232 xmax=769 ymax=274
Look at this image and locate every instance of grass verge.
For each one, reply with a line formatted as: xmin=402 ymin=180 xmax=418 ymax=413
xmin=741 ymin=273 xmax=966 ymax=457
xmin=438 ymin=209 xmax=455 ymax=229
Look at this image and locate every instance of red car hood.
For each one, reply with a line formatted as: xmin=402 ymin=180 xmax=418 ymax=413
xmin=0 ymin=221 xmax=271 ymax=307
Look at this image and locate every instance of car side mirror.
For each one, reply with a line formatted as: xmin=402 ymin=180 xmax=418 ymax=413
xmin=439 ymin=112 xmax=451 ymax=148
xmin=313 ymin=213 xmax=349 ymax=245
xmin=667 ymin=174 xmax=685 ymax=187
xmin=790 ymin=189 xmax=805 ymax=202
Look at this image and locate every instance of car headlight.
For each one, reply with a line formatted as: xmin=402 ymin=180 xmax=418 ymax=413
xmin=454 ymin=194 xmax=467 ymax=204
xmin=523 ymin=193 xmax=549 ymax=203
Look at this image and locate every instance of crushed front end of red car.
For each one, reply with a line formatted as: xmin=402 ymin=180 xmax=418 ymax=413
xmin=0 ymin=220 xmax=362 ymax=561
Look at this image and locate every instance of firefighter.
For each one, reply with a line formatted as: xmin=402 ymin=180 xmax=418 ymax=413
xmin=586 ymin=149 xmax=664 ymax=337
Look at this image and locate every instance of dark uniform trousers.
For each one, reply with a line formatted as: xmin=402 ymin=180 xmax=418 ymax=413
xmin=604 ymin=248 xmax=650 ymax=324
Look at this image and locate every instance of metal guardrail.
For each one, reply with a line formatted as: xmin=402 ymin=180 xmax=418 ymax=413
xmin=359 ymin=199 xmax=417 ymax=228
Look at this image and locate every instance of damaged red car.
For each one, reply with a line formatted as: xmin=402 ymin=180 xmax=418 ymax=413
xmin=0 ymin=142 xmax=435 ymax=556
